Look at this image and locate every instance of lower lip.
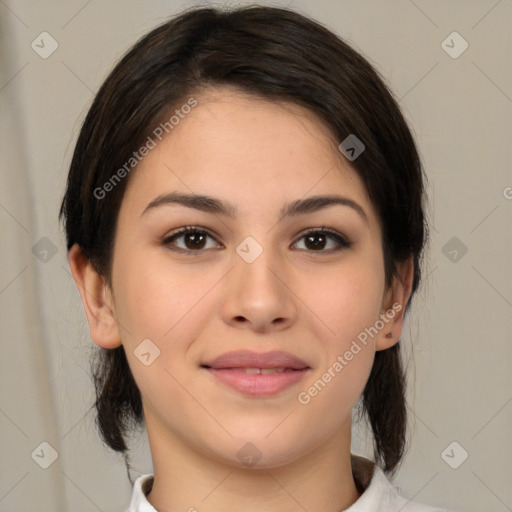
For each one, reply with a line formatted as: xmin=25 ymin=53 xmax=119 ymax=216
xmin=203 ymin=368 xmax=310 ymax=397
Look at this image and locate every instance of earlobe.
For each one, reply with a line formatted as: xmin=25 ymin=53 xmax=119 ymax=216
xmin=68 ymin=244 xmax=122 ymax=349
xmin=376 ymin=257 xmax=414 ymax=351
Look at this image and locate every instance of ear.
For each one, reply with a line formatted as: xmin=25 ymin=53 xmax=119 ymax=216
xmin=375 ymin=257 xmax=414 ymax=351
xmin=68 ymin=244 xmax=122 ymax=349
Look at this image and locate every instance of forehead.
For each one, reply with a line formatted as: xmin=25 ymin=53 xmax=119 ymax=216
xmin=121 ymin=86 xmax=377 ymax=225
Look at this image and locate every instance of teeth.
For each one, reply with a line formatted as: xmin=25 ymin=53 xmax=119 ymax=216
xmin=261 ymin=368 xmax=286 ymax=374
xmin=244 ymin=368 xmax=261 ymax=374
xmin=241 ymin=368 xmax=286 ymax=374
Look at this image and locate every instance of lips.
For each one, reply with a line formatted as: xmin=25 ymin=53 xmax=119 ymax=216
xmin=201 ymin=350 xmax=310 ymax=370
xmin=201 ymin=350 xmax=311 ymax=397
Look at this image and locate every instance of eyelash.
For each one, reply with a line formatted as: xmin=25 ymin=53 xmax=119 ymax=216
xmin=161 ymin=225 xmax=352 ymax=254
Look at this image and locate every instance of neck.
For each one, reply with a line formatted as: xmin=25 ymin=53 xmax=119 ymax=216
xmin=144 ymin=418 xmax=361 ymax=512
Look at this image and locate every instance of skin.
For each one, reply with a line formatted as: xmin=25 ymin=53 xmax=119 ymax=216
xmin=69 ymin=86 xmax=413 ymax=512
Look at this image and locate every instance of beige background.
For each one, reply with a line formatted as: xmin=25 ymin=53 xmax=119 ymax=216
xmin=1 ymin=0 xmax=511 ymax=510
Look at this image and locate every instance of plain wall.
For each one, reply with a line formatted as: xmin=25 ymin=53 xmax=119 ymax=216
xmin=1 ymin=0 xmax=511 ymax=510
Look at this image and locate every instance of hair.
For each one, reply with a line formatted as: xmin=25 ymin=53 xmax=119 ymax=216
xmin=60 ymin=5 xmax=428 ymax=480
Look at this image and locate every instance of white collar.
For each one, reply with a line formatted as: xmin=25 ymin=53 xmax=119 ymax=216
xmin=126 ymin=455 xmax=448 ymax=511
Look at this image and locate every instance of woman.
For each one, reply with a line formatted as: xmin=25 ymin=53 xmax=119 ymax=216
xmin=60 ymin=5 xmax=451 ymax=511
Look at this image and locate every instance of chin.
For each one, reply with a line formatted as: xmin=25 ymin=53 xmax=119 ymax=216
xmin=220 ymin=434 xmax=309 ymax=471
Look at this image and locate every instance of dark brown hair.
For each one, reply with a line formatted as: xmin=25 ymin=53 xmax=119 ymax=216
xmin=60 ymin=5 xmax=427 ymax=479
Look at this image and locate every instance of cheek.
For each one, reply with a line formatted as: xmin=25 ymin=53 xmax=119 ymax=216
xmin=114 ymin=250 xmax=215 ymax=342
xmin=116 ymin=258 xmax=217 ymax=412
xmin=294 ymin=255 xmax=384 ymax=408
xmin=113 ymin=254 xmax=226 ymax=405
xmin=297 ymin=256 xmax=385 ymax=346
xmin=295 ymin=344 xmax=374 ymax=449
xmin=296 ymin=272 xmax=381 ymax=428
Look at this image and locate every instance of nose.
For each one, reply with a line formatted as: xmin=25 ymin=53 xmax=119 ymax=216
xmin=221 ymin=248 xmax=298 ymax=333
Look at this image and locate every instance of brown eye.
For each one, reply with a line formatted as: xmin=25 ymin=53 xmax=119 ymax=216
xmin=292 ymin=229 xmax=352 ymax=252
xmin=183 ymin=232 xmax=207 ymax=249
xmin=162 ymin=227 xmax=222 ymax=252
xmin=304 ymin=232 xmax=327 ymax=250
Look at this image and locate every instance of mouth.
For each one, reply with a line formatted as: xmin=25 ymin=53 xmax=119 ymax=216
xmin=200 ymin=350 xmax=311 ymax=397
xmin=202 ymin=367 xmax=296 ymax=374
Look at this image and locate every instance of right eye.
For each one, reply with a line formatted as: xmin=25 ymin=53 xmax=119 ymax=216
xmin=162 ymin=226 xmax=223 ymax=253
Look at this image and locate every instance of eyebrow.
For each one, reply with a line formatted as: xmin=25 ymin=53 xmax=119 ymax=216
xmin=141 ymin=191 xmax=369 ymax=224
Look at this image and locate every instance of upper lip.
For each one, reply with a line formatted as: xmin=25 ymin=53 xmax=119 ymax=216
xmin=201 ymin=350 xmax=310 ymax=370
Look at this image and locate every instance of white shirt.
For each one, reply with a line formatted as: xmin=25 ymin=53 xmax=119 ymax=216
xmin=126 ymin=455 xmax=452 ymax=512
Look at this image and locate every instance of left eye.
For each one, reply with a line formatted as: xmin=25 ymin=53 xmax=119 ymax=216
xmin=292 ymin=229 xmax=351 ymax=252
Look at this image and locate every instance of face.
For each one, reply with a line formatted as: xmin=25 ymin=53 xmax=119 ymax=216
xmin=107 ymin=87 xmax=393 ymax=469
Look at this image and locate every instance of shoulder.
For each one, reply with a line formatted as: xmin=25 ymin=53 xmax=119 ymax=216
xmin=349 ymin=455 xmax=454 ymax=512
xmin=126 ymin=462 xmax=457 ymax=512
xmin=125 ymin=474 xmax=156 ymax=512
xmin=394 ymin=489 xmax=453 ymax=512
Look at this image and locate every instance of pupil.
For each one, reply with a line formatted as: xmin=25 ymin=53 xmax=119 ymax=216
xmin=306 ymin=233 xmax=325 ymax=250
xmin=186 ymin=233 xmax=206 ymax=249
